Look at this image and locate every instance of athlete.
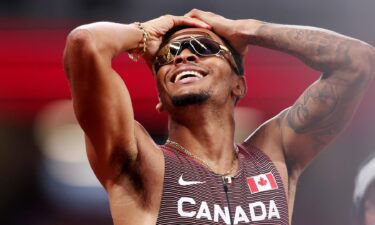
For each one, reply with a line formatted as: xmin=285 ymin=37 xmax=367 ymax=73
xmin=353 ymin=154 xmax=375 ymax=225
xmin=63 ymin=9 xmax=375 ymax=225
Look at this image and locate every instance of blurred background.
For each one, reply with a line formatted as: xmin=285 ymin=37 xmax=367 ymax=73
xmin=1 ymin=0 xmax=375 ymax=224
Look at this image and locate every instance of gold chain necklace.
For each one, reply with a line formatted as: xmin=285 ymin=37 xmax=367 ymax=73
xmin=165 ymin=139 xmax=239 ymax=176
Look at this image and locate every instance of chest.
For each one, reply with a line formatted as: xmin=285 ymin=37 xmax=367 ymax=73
xmin=157 ymin=148 xmax=289 ymax=225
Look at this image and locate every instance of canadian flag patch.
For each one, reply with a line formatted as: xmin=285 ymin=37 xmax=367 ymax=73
xmin=247 ymin=172 xmax=278 ymax=194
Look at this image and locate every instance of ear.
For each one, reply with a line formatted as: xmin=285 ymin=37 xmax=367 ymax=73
xmin=232 ymin=76 xmax=247 ymax=99
xmin=155 ymin=97 xmax=164 ymax=112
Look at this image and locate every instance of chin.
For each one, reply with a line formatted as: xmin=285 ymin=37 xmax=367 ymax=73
xmin=171 ymin=92 xmax=211 ymax=107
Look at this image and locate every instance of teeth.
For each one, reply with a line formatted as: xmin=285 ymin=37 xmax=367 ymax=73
xmin=175 ymin=71 xmax=204 ymax=82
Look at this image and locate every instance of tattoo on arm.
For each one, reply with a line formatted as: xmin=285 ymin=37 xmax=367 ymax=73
xmin=286 ymin=70 xmax=371 ymax=150
xmin=254 ymin=23 xmax=374 ymax=150
xmin=256 ymin=22 xmax=375 ymax=172
xmin=287 ymin=81 xmax=338 ymax=133
xmin=252 ymin=24 xmax=359 ymax=72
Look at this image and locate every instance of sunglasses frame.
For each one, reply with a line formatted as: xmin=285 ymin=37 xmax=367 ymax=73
xmin=154 ymin=36 xmax=240 ymax=74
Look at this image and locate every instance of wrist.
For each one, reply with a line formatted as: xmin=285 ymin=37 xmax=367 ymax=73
xmin=238 ymin=19 xmax=266 ymax=44
xmin=128 ymin=22 xmax=149 ymax=61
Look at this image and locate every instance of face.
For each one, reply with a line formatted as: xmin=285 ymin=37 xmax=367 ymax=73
xmin=153 ymin=28 xmax=245 ymax=111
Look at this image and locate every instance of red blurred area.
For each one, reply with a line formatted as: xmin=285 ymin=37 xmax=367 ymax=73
xmin=1 ymin=28 xmax=374 ymax=133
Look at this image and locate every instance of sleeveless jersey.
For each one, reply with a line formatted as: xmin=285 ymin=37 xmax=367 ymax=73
xmin=156 ymin=144 xmax=289 ymax=225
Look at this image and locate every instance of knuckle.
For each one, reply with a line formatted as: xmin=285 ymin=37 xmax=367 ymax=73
xmin=162 ymin=14 xmax=173 ymax=19
xmin=208 ymin=11 xmax=214 ymax=15
xmin=191 ymin=8 xmax=200 ymax=14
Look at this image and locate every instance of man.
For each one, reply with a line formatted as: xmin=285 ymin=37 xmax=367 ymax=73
xmin=63 ymin=9 xmax=374 ymax=225
xmin=353 ymin=154 xmax=375 ymax=225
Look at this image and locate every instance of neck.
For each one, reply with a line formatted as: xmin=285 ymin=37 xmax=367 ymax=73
xmin=167 ymin=102 xmax=238 ymax=175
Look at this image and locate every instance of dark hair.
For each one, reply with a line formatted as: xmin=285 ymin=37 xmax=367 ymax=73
xmin=161 ymin=26 xmax=244 ymax=76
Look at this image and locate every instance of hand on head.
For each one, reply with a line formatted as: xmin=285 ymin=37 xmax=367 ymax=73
xmin=141 ymin=15 xmax=211 ymax=65
xmin=141 ymin=10 xmax=254 ymax=73
xmin=184 ymin=9 xmax=250 ymax=57
xmin=140 ymin=10 xmax=248 ymax=112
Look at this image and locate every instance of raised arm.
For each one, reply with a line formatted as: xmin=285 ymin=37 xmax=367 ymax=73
xmin=249 ymin=22 xmax=375 ymax=174
xmin=63 ymin=17 xmax=210 ymax=187
xmin=64 ymin=22 xmax=143 ymax=187
xmin=185 ymin=9 xmax=375 ymax=176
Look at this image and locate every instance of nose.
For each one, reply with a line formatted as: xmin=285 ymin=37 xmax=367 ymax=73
xmin=173 ymin=48 xmax=199 ymax=66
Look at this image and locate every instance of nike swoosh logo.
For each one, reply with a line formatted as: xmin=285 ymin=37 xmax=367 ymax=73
xmin=178 ymin=174 xmax=206 ymax=186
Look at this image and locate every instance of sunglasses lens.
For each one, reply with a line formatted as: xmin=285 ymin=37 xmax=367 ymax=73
xmin=191 ymin=38 xmax=221 ymax=56
xmin=154 ymin=37 xmax=225 ymax=72
xmin=169 ymin=42 xmax=181 ymax=56
xmin=155 ymin=42 xmax=179 ymax=65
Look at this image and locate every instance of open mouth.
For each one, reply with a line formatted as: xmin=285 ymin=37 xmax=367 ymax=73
xmin=172 ymin=70 xmax=206 ymax=84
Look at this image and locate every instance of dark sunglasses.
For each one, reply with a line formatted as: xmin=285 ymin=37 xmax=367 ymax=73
xmin=154 ymin=36 xmax=240 ymax=74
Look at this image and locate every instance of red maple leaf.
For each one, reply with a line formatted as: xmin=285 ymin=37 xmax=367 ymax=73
xmin=258 ymin=177 xmax=268 ymax=186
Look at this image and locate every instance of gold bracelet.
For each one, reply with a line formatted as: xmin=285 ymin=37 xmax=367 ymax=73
xmin=128 ymin=22 xmax=148 ymax=62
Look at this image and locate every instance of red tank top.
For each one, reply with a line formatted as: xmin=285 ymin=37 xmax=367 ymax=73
xmin=156 ymin=144 xmax=289 ymax=225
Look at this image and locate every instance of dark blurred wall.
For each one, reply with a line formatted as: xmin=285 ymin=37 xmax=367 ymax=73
xmin=1 ymin=0 xmax=375 ymax=43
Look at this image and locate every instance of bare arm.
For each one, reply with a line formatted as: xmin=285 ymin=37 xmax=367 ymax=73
xmin=185 ymin=9 xmax=375 ymax=176
xmin=249 ymin=23 xmax=375 ymax=175
xmin=63 ymin=17 xmax=210 ymax=188
xmin=64 ymin=23 xmax=144 ymax=187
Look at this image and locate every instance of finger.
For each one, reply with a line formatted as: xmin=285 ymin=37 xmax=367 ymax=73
xmin=184 ymin=9 xmax=218 ymax=23
xmin=185 ymin=8 xmax=207 ymax=18
xmin=171 ymin=16 xmax=211 ymax=29
xmin=185 ymin=9 xmax=234 ymax=37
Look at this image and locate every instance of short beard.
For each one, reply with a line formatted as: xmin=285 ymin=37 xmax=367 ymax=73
xmin=171 ymin=92 xmax=211 ymax=107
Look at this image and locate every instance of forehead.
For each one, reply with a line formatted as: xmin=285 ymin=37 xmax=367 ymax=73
xmin=165 ymin=28 xmax=225 ymax=45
